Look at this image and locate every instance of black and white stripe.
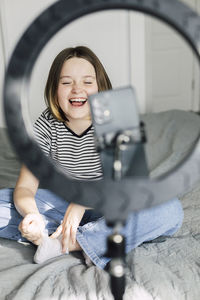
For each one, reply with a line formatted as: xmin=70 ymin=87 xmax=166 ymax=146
xmin=34 ymin=109 xmax=103 ymax=180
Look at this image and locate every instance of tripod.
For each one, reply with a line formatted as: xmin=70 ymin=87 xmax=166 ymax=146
xmin=106 ymin=221 xmax=126 ymax=300
xmin=105 ymin=131 xmax=146 ymax=300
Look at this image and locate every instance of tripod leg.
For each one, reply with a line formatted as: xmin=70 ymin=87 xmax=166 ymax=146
xmin=109 ymin=258 xmax=125 ymax=300
xmin=106 ymin=231 xmax=126 ymax=300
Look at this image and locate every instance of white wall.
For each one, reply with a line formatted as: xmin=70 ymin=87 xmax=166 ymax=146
xmin=28 ymin=9 xmax=132 ymax=123
xmin=0 ymin=0 xmax=199 ymax=127
xmin=130 ymin=12 xmax=146 ymax=113
xmin=0 ymin=0 xmax=58 ymax=127
xmin=0 ymin=0 xmax=138 ymax=126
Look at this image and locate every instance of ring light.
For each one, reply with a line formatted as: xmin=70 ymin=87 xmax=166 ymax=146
xmin=3 ymin=0 xmax=200 ymax=222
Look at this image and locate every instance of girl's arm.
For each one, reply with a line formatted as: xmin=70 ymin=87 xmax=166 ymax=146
xmin=14 ymin=165 xmax=40 ymax=216
xmin=14 ymin=165 xmax=45 ymax=244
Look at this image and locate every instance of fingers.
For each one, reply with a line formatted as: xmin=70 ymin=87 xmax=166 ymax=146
xmin=59 ymin=203 xmax=85 ymax=253
xmin=18 ymin=221 xmax=23 ymax=233
xmin=19 ymin=213 xmax=44 ymax=233
xmin=18 ymin=218 xmax=31 ymax=234
xmin=71 ymin=224 xmax=77 ymax=245
xmin=18 ymin=213 xmax=45 ymax=244
xmin=62 ymin=225 xmax=70 ymax=253
xmin=21 ymin=214 xmax=34 ymax=227
xmin=50 ymin=224 xmax=76 ymax=253
xmin=61 ymin=223 xmax=78 ymax=253
xmin=49 ymin=223 xmax=70 ymax=253
xmin=50 ymin=225 xmax=62 ymax=239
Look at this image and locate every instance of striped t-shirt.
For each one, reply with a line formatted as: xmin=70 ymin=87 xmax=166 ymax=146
xmin=34 ymin=109 xmax=103 ymax=181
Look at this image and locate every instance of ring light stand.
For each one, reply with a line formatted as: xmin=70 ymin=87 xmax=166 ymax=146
xmin=3 ymin=0 xmax=200 ymax=299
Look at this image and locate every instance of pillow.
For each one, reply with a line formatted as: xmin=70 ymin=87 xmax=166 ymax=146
xmin=0 ymin=128 xmax=21 ymax=188
xmin=142 ymin=110 xmax=200 ymax=177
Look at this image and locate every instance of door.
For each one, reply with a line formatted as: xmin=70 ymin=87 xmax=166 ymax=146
xmin=145 ymin=0 xmax=199 ymax=113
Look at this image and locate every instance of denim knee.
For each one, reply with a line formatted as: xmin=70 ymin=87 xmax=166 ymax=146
xmin=162 ymin=198 xmax=184 ymax=236
xmin=0 ymin=188 xmax=14 ymax=203
xmin=0 ymin=188 xmax=15 ymax=226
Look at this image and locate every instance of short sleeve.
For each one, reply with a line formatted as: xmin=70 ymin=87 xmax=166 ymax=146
xmin=33 ymin=110 xmax=52 ymax=156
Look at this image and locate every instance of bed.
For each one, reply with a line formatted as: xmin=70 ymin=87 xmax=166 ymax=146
xmin=1 ymin=109 xmax=200 ymax=300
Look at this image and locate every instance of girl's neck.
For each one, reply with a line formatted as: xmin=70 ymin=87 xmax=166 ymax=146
xmin=65 ymin=118 xmax=92 ymax=136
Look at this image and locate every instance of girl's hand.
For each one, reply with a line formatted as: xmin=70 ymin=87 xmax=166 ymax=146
xmin=18 ymin=213 xmax=45 ymax=245
xmin=51 ymin=203 xmax=85 ymax=253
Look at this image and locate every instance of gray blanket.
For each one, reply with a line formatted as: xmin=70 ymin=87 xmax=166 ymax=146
xmin=1 ymin=110 xmax=200 ymax=300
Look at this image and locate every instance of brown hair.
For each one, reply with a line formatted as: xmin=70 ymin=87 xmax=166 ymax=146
xmin=45 ymin=46 xmax=112 ymax=122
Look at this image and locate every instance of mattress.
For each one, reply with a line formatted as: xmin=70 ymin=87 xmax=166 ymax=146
xmin=0 ymin=109 xmax=200 ymax=300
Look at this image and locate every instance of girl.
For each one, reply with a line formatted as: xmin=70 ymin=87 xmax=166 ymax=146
xmin=0 ymin=46 xmax=183 ymax=269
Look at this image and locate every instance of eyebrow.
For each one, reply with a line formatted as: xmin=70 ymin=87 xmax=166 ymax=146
xmin=60 ymin=75 xmax=96 ymax=79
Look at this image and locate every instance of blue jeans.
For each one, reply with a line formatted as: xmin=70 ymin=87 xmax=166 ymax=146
xmin=0 ymin=188 xmax=183 ymax=269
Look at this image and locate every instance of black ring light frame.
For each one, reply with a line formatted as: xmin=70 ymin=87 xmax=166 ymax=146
xmin=3 ymin=0 xmax=200 ymax=223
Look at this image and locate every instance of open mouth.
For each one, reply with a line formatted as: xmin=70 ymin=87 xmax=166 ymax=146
xmin=69 ymin=98 xmax=87 ymax=107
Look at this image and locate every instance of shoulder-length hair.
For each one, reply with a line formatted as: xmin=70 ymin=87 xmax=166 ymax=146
xmin=45 ymin=46 xmax=112 ymax=122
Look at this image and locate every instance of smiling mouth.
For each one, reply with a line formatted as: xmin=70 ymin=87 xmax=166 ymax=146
xmin=69 ymin=98 xmax=87 ymax=106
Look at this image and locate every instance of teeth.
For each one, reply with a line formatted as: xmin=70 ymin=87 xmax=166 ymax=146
xmin=69 ymin=98 xmax=87 ymax=102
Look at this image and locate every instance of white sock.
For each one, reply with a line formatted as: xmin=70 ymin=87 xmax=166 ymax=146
xmin=34 ymin=233 xmax=68 ymax=264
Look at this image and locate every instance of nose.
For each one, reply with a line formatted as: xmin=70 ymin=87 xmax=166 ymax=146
xmin=71 ymin=82 xmax=83 ymax=93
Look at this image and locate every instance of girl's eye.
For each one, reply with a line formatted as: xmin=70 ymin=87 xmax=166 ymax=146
xmin=84 ymin=82 xmax=93 ymax=84
xmin=62 ymin=82 xmax=72 ymax=85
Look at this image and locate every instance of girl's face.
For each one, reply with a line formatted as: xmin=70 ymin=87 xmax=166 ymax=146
xmin=57 ymin=57 xmax=98 ymax=122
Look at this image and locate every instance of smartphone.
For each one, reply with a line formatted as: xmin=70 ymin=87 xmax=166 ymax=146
xmin=89 ymin=86 xmax=149 ymax=179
